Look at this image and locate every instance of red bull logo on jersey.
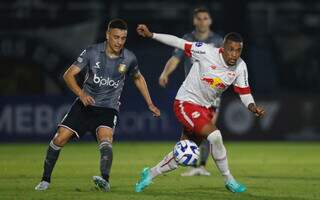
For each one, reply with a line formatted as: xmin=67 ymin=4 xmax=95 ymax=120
xmin=201 ymin=77 xmax=226 ymax=90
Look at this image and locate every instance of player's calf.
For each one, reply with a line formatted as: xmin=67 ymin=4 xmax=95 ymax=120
xmin=207 ymin=129 xmax=247 ymax=193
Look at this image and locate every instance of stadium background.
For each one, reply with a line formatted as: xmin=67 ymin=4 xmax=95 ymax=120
xmin=0 ymin=0 xmax=319 ymax=141
xmin=1 ymin=1 xmax=320 ymax=200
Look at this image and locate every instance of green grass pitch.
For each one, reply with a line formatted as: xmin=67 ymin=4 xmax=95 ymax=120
xmin=0 ymin=142 xmax=319 ymax=200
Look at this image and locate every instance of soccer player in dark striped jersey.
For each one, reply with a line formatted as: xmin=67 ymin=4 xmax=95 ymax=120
xmin=35 ymin=19 xmax=160 ymax=192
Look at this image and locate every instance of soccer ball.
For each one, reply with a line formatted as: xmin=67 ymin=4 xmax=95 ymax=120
xmin=173 ymin=140 xmax=200 ymax=166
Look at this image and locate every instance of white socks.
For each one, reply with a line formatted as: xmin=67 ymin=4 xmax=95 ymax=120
xmin=150 ymin=151 xmax=178 ymax=179
xmin=149 ymin=130 xmax=233 ymax=183
xmin=207 ymin=130 xmax=234 ymax=182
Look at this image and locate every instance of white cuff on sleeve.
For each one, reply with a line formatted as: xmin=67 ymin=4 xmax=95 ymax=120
xmin=240 ymin=94 xmax=255 ymax=108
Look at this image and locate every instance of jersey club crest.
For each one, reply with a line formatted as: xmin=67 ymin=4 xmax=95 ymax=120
xmin=118 ymin=64 xmax=127 ymax=74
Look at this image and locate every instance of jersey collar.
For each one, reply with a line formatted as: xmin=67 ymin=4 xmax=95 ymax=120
xmin=218 ymin=48 xmax=229 ymax=68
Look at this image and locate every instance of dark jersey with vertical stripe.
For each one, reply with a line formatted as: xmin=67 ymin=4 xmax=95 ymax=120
xmin=73 ymin=42 xmax=140 ymax=111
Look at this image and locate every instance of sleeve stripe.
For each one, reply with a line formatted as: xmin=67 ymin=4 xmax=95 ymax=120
xmin=234 ymin=86 xmax=251 ymax=94
xmin=184 ymin=42 xmax=192 ymax=57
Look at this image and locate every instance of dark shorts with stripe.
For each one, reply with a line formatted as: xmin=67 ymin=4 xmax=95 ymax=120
xmin=59 ymin=99 xmax=118 ymax=138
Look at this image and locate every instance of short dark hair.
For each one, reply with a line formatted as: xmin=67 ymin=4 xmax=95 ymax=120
xmin=224 ymin=32 xmax=243 ymax=43
xmin=107 ymin=18 xmax=128 ymax=31
xmin=193 ymin=7 xmax=210 ymax=18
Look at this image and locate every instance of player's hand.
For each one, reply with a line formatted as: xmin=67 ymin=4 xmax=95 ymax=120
xmin=148 ymin=104 xmax=161 ymax=117
xmin=79 ymin=91 xmax=95 ymax=106
xmin=248 ymin=104 xmax=265 ymax=118
xmin=136 ymin=24 xmax=153 ymax=38
xmin=159 ymin=73 xmax=169 ymax=88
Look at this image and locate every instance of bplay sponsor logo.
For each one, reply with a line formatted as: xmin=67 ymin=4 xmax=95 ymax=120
xmin=93 ymin=74 xmax=120 ymax=88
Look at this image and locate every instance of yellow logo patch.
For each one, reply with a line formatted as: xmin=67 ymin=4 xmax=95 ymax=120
xmin=118 ymin=64 xmax=127 ymax=74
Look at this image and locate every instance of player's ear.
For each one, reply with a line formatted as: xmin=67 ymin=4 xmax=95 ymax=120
xmin=106 ymin=31 xmax=109 ymax=40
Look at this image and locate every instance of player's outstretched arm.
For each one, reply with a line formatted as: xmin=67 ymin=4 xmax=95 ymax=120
xmin=132 ymin=72 xmax=161 ymax=117
xmin=136 ymin=24 xmax=187 ymax=50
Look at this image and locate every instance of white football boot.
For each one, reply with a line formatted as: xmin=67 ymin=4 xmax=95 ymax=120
xmin=35 ymin=181 xmax=50 ymax=191
xmin=93 ymin=176 xmax=110 ymax=192
xmin=181 ymin=166 xmax=211 ymax=176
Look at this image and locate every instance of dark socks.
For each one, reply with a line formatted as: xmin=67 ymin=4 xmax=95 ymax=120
xmin=41 ymin=140 xmax=61 ymax=183
xmin=199 ymin=139 xmax=210 ymax=166
xmin=99 ymin=141 xmax=113 ymax=182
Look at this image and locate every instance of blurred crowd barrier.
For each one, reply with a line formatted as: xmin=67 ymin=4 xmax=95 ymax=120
xmin=1 ymin=0 xmax=319 ymax=141
xmin=1 ymin=95 xmax=319 ymax=141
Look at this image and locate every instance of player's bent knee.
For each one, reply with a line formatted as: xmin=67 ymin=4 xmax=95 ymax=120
xmin=52 ymin=135 xmax=66 ymax=147
xmin=207 ymin=129 xmax=222 ymax=143
xmin=207 ymin=129 xmax=226 ymax=159
xmin=169 ymin=161 xmax=179 ymax=170
xmin=96 ymin=127 xmax=113 ymax=144
xmin=199 ymin=123 xmax=217 ymax=138
xmin=165 ymin=152 xmax=179 ymax=169
xmin=53 ymin=127 xmax=74 ymax=146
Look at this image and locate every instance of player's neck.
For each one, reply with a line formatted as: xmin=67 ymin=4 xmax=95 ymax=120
xmin=106 ymin=44 xmax=120 ymax=58
xmin=195 ymin=31 xmax=210 ymax=41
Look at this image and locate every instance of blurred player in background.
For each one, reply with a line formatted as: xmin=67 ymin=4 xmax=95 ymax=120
xmin=159 ymin=7 xmax=223 ymax=177
xmin=135 ymin=24 xmax=265 ymax=193
xmin=35 ymin=19 xmax=160 ymax=192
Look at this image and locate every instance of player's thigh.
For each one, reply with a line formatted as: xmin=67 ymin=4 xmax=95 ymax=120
xmin=191 ymin=108 xmax=217 ymax=138
xmin=180 ymin=131 xmax=192 ymax=141
xmin=96 ymin=127 xmax=113 ymax=143
xmin=174 ymin=100 xmax=217 ymax=140
xmin=211 ymin=108 xmax=219 ymax=124
xmin=198 ymin=122 xmax=217 ymax=138
xmin=91 ymin=107 xmax=117 ymax=143
xmin=180 ymin=131 xmax=203 ymax=146
xmin=173 ymin=100 xmax=196 ymax=132
xmin=59 ymin=99 xmax=87 ymax=138
xmin=53 ymin=126 xmax=75 ymax=146
xmin=196 ymin=109 xmax=219 ymax=138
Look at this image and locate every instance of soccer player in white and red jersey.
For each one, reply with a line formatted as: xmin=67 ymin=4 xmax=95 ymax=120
xmin=159 ymin=7 xmax=223 ymax=177
xmin=135 ymin=24 xmax=265 ymax=193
